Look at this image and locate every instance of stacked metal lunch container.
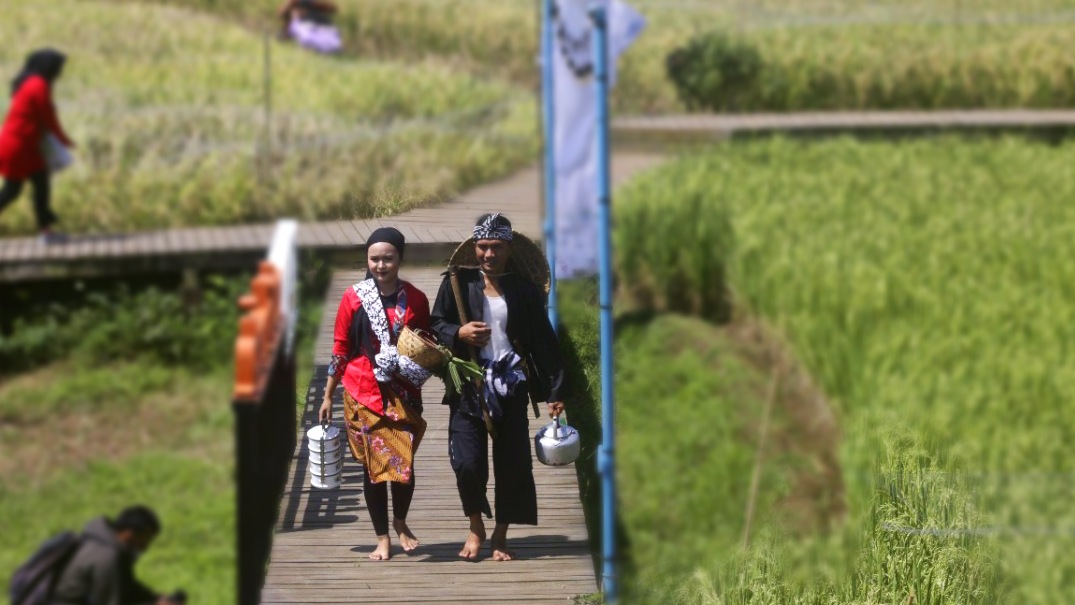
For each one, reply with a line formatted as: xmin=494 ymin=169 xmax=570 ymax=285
xmin=306 ymin=422 xmax=343 ymax=489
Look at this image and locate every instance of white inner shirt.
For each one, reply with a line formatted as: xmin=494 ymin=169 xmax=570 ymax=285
xmin=480 ymin=293 xmax=513 ymax=362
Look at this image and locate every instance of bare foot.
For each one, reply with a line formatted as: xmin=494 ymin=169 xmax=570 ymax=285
xmin=459 ymin=518 xmax=486 ymax=560
xmin=490 ymin=542 xmax=516 ymax=561
xmin=393 ymin=518 xmax=420 ymax=552
xmin=369 ymin=535 xmax=391 ymax=561
xmin=490 ymin=523 xmax=516 ymax=561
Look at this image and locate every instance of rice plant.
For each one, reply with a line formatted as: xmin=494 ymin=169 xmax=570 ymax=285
xmin=107 ymin=0 xmax=1075 ymax=112
xmin=614 ymin=136 xmax=1075 ymax=603
xmin=615 ymin=177 xmax=734 ymax=321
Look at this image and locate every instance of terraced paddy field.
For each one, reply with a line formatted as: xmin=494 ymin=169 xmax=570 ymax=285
xmin=610 ymin=135 xmax=1075 ymax=603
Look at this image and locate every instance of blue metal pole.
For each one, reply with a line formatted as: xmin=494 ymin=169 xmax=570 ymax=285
xmin=590 ymin=4 xmax=617 ymax=603
xmin=542 ymin=0 xmax=559 ymax=330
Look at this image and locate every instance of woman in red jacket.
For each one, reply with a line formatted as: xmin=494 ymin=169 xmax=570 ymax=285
xmin=319 ymin=227 xmax=434 ymax=561
xmin=0 ymin=49 xmax=75 ymax=241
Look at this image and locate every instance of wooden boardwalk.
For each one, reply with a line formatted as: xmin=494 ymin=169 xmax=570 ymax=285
xmin=6 ymin=108 xmax=1075 ymax=280
xmin=612 ymin=109 xmax=1075 ymax=144
xmin=263 ymin=268 xmax=596 ymax=604
xmin=262 ymin=150 xmax=667 ymax=603
xmin=0 ymin=151 xmax=663 ymax=281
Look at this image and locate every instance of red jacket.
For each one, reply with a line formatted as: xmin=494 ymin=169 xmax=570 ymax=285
xmin=0 ymin=75 xmax=72 ymax=180
xmin=332 ymin=281 xmax=431 ymax=414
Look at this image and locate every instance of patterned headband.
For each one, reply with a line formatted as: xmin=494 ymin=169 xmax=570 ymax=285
xmin=473 ymin=213 xmax=514 ymax=241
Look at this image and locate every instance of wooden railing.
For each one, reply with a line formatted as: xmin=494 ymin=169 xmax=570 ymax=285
xmin=232 ymin=220 xmax=299 ymax=605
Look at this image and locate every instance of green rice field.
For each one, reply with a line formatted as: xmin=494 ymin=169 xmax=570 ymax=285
xmin=114 ymin=0 xmax=1075 ymax=112
xmin=0 ymin=0 xmax=536 ymax=235
xmin=98 ymin=0 xmax=1075 ymax=112
xmin=613 ymin=135 xmax=1075 ymax=603
xmin=5 ymin=0 xmax=1074 ymax=236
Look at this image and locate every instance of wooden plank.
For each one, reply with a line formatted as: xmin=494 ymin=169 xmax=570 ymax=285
xmin=187 ymin=227 xmax=214 ymax=255
xmin=251 ymin=224 xmax=276 ymax=249
xmin=20 ymin=238 xmax=40 ymax=263
xmin=263 ymin=582 xmax=591 ymax=594
xmin=159 ymin=227 xmax=181 ymax=255
xmin=339 ymin=220 xmax=369 ymax=246
xmin=324 ymin=221 xmax=353 ymax=247
xmin=296 ymin=223 xmax=322 ymax=248
xmin=410 ymin=225 xmax=436 ymax=244
xmin=264 ymin=596 xmax=580 ymax=604
xmin=109 ymin=233 xmax=133 ymax=258
xmin=0 ymin=238 xmax=20 ymax=261
xmin=209 ymin=225 xmax=235 ymax=251
xmin=303 ymin=222 xmax=337 ymax=248
xmin=227 ymin=225 xmax=259 ymax=251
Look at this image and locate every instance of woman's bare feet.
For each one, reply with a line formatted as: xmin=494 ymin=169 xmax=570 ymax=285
xmin=459 ymin=516 xmax=486 ymax=560
xmin=369 ymin=534 xmax=391 ymax=561
xmin=393 ymin=518 xmax=420 ymax=552
xmin=490 ymin=523 xmax=516 ymax=561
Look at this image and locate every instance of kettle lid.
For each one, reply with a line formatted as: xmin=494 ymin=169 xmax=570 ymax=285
xmin=538 ymin=420 xmax=578 ymax=444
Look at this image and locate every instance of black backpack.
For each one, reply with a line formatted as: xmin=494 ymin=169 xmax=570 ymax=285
xmin=9 ymin=531 xmax=83 ymax=605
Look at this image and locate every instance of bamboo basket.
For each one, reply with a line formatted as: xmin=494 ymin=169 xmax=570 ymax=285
xmin=397 ymin=326 xmax=447 ymax=370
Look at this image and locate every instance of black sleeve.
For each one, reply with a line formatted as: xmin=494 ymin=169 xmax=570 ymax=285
xmin=127 ymin=577 xmax=160 ymax=605
xmin=119 ymin=560 xmax=160 ymax=605
xmin=431 ymin=275 xmax=465 ymax=356
xmin=524 ymin=282 xmax=567 ymax=403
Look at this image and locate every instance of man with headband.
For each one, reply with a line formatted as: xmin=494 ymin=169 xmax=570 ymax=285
xmin=431 ymin=213 xmax=567 ymax=561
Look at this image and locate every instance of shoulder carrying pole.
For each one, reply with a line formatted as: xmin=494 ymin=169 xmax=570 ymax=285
xmin=449 ymin=266 xmax=497 ymax=438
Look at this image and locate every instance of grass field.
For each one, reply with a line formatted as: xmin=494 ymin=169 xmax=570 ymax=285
xmin=613 ymin=135 xmax=1075 ymax=603
xmin=0 ymin=271 xmax=325 ymax=605
xmin=1 ymin=454 xmax=234 ymax=604
xmin=110 ymin=0 xmax=1075 ymax=112
xmin=0 ymin=362 xmax=236 ymax=605
xmin=0 ymin=0 xmax=537 ymax=235
xmin=4 ymin=0 xmax=1072 ymax=236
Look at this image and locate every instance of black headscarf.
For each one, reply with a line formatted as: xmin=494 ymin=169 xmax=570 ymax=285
xmin=364 ymin=227 xmax=406 ymax=280
xmin=11 ymin=48 xmax=66 ymax=97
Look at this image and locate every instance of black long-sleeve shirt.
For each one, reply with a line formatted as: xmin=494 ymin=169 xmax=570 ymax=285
xmin=430 ymin=268 xmax=566 ymax=412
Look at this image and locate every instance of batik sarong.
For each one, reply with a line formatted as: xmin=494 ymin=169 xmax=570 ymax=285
xmin=344 ymin=388 xmax=426 ymax=484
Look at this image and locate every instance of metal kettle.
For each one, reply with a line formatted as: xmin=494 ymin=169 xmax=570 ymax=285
xmin=534 ymin=416 xmax=581 ymax=466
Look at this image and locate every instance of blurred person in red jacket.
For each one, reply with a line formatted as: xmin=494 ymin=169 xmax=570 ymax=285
xmin=0 ymin=49 xmax=75 ymax=243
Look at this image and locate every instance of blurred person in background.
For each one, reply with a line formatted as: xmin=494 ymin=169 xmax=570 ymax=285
xmin=0 ymin=48 xmax=75 ymax=244
xmin=49 ymin=505 xmax=185 ymax=605
xmin=277 ymin=0 xmax=342 ymax=54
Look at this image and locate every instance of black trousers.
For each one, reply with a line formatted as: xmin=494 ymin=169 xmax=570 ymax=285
xmin=0 ymin=171 xmax=57 ymax=230
xmin=362 ymin=466 xmax=415 ymax=536
xmin=448 ymin=393 xmax=537 ymax=525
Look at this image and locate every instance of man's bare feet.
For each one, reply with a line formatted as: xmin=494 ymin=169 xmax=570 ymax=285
xmin=490 ymin=523 xmax=516 ymax=561
xmin=393 ymin=518 xmax=420 ymax=552
xmin=490 ymin=543 xmax=516 ymax=561
xmin=369 ymin=534 xmax=391 ymax=561
xmin=459 ymin=516 xmax=486 ymax=560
